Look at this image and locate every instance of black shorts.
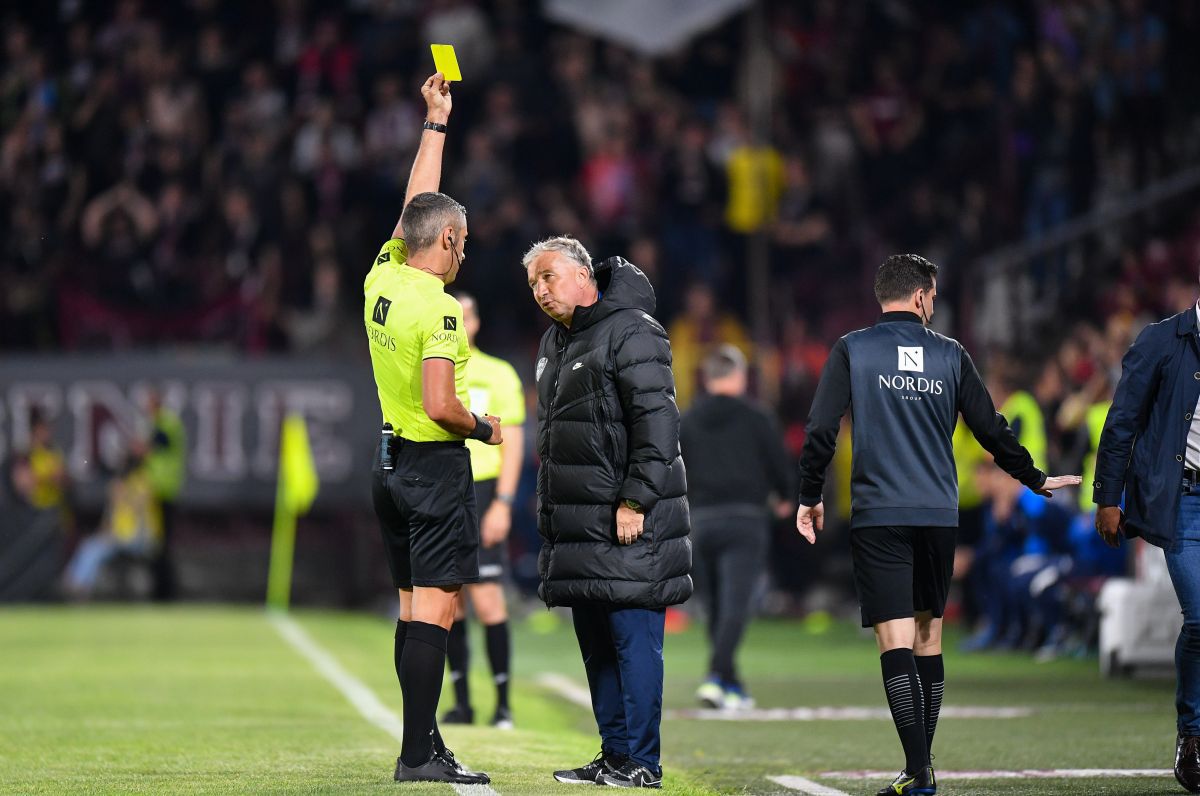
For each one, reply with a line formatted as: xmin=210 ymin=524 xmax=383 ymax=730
xmin=372 ymin=440 xmax=480 ymax=589
xmin=473 ymin=478 xmax=508 ymax=583
xmin=850 ymin=525 xmax=956 ymax=628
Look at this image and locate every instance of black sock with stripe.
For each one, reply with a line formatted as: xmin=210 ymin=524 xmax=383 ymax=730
xmin=880 ymin=648 xmax=929 ymax=775
xmin=484 ymin=621 xmax=510 ymax=710
xmin=915 ymin=654 xmax=944 ymax=754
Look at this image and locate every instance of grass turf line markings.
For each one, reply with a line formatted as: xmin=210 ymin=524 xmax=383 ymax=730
xmin=668 ymin=706 xmax=1032 ymax=721
xmin=820 ymin=768 xmax=1173 ymax=780
xmin=768 ymin=775 xmax=852 ymax=795
xmin=270 ymin=611 xmax=498 ymax=796
xmin=540 ymin=671 xmax=1034 ymax=723
xmin=537 ymin=672 xmax=593 ymax=708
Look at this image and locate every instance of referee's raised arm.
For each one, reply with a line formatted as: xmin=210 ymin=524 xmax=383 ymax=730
xmin=393 ymin=72 xmax=453 ymax=240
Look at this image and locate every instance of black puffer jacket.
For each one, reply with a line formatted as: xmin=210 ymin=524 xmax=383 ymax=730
xmin=534 ymin=256 xmax=692 ymax=608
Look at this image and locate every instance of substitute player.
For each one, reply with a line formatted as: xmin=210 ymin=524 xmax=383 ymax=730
xmin=364 ymin=71 xmax=499 ymax=785
xmin=795 ymin=254 xmax=1080 ymax=795
xmin=442 ymin=293 xmax=524 ymax=730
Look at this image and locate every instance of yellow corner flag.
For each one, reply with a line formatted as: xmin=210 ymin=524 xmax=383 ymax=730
xmin=266 ymin=413 xmax=320 ymax=611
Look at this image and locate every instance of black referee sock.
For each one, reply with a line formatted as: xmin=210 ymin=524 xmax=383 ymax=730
xmin=395 ymin=620 xmax=446 ymax=756
xmin=399 ymin=621 xmax=450 ymax=767
xmin=915 ymin=654 xmax=945 ymax=754
xmin=880 ymin=648 xmax=928 ymax=775
xmin=447 ymin=619 xmax=471 ymax=710
xmin=484 ymin=621 xmax=511 ymax=710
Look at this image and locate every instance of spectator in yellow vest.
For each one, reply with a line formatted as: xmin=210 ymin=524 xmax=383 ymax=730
xmin=668 ymin=283 xmax=752 ymax=410
xmin=11 ymin=411 xmax=68 ymax=513
xmin=143 ymin=389 xmax=186 ymax=601
xmin=63 ymin=452 xmax=162 ymax=599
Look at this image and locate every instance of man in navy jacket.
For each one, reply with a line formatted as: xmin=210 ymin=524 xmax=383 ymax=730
xmin=1095 ymin=303 xmax=1200 ymax=793
xmin=797 ymin=254 xmax=1080 ymax=796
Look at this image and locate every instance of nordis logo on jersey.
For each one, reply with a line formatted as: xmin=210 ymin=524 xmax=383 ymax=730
xmin=880 ymin=347 xmax=944 ymax=395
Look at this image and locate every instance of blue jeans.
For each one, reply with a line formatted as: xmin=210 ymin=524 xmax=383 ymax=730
xmin=65 ymin=533 xmax=153 ymax=594
xmin=1165 ymin=482 xmax=1200 ymax=734
xmin=571 ymin=605 xmax=666 ymax=773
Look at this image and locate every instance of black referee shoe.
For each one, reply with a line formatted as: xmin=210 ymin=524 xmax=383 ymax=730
xmin=394 ymin=749 xmax=490 ymax=784
xmin=875 ymin=765 xmax=935 ymax=795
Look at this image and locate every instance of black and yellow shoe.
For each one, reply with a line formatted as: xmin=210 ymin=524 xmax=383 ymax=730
xmin=875 ymin=765 xmax=936 ymax=795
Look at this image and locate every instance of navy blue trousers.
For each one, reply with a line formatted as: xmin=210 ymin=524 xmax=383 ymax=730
xmin=1166 ymin=482 xmax=1200 ymax=734
xmin=572 ymin=604 xmax=666 ymax=773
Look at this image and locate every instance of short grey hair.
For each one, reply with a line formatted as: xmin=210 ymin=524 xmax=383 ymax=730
xmin=521 ymin=235 xmax=594 ymax=280
xmin=401 ymin=192 xmax=467 ymax=253
xmin=702 ymin=344 xmax=747 ymax=382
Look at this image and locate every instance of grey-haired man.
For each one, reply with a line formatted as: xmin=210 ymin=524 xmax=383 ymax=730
xmin=525 ymin=236 xmax=691 ymax=789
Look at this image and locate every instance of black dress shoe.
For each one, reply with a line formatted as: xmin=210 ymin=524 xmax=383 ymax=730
xmin=394 ymin=750 xmax=490 ymax=784
xmin=1177 ymin=735 xmax=1200 ymax=793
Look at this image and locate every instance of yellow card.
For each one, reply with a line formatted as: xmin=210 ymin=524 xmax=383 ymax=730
xmin=430 ymin=44 xmax=462 ymax=82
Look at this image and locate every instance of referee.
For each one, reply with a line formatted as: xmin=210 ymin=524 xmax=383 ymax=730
xmin=795 ymin=254 xmax=1080 ymax=796
xmin=364 ymin=72 xmax=499 ymax=786
xmin=442 ymin=292 xmax=524 ymax=730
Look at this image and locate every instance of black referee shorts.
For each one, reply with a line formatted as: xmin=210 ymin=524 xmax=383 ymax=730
xmin=372 ymin=439 xmax=480 ymax=589
xmin=850 ymin=525 xmax=956 ymax=628
xmin=473 ymin=478 xmax=508 ymax=583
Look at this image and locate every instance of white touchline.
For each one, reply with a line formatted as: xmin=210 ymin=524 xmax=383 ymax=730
xmin=270 ymin=613 xmax=499 ymax=796
xmin=537 ymin=672 xmax=593 ymax=709
xmin=768 ymin=775 xmax=852 ymax=795
xmin=820 ymin=769 xmax=1173 ymax=780
xmin=667 ymin=705 xmax=1031 ymax=721
xmin=538 ymin=673 xmax=1033 ymax=724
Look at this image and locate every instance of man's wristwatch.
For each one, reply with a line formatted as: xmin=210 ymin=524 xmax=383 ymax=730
xmin=622 ymin=499 xmax=642 ymax=512
xmin=423 ymin=120 xmax=447 ymax=133
xmin=495 ymin=493 xmax=515 ymax=506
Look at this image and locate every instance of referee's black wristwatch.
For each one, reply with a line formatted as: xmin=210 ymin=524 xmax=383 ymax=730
xmin=423 ymin=120 xmax=447 ymax=134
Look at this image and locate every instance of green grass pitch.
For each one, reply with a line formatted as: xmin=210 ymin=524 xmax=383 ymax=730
xmin=0 ymin=605 xmax=1183 ymax=794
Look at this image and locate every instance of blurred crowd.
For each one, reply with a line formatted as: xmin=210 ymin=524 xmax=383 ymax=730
xmin=2 ymin=0 xmax=1195 ymax=354
xmin=3 ymin=0 xmax=1199 ymax=646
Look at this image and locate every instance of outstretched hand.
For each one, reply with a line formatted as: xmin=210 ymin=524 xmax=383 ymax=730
xmin=421 ymin=72 xmax=452 ymax=124
xmin=1032 ymin=474 xmax=1082 ymax=498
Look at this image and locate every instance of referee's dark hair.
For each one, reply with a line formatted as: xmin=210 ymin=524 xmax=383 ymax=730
xmin=402 ymin=191 xmax=467 ymax=253
xmin=873 ymin=254 xmax=939 ymax=304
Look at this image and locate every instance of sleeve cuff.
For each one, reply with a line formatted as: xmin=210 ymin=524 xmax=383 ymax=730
xmin=619 ymin=482 xmax=659 ymax=512
xmin=1093 ymin=487 xmax=1124 ymax=507
xmin=798 ymin=494 xmax=822 ymax=508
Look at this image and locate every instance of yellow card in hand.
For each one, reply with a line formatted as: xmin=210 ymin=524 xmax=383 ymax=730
xmin=430 ymin=44 xmax=462 ymax=82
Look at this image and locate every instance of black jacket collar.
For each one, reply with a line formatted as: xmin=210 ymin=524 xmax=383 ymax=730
xmin=877 ymin=311 xmax=923 ymax=325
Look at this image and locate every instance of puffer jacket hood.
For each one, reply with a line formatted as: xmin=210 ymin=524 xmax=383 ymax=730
xmin=533 ymin=256 xmax=691 ymax=609
xmin=568 ymin=256 xmax=657 ymax=332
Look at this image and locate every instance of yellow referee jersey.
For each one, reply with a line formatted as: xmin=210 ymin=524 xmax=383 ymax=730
xmin=465 ymin=349 xmax=525 ymax=481
xmin=363 ymin=238 xmax=470 ymax=442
